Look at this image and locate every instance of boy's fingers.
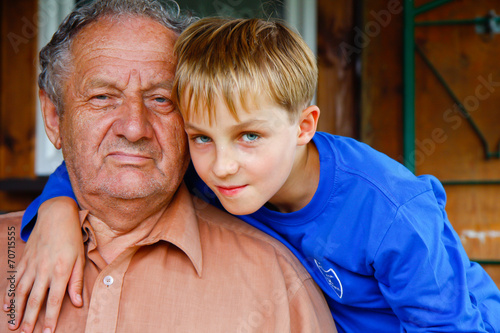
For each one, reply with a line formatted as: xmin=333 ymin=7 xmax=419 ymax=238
xmin=17 ymin=277 xmax=50 ymax=333
xmin=68 ymin=255 xmax=85 ymax=307
xmin=3 ymin=256 xmax=27 ymax=308
xmin=5 ymin=267 xmax=36 ymax=329
xmin=8 ymin=270 xmax=44 ymax=331
xmin=41 ymin=278 xmax=69 ymax=333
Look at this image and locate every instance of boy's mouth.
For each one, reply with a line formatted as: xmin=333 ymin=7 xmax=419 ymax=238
xmin=215 ymin=185 xmax=248 ymax=197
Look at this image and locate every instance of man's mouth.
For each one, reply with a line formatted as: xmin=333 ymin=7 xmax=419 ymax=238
xmin=107 ymin=151 xmax=152 ymax=164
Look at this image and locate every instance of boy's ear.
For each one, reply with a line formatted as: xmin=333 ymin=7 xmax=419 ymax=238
xmin=39 ymin=89 xmax=62 ymax=149
xmin=297 ymin=105 xmax=320 ymax=146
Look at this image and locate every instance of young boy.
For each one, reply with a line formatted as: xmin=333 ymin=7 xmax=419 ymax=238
xmin=9 ymin=18 xmax=500 ymax=333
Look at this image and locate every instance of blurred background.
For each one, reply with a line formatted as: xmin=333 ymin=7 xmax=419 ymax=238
xmin=1 ymin=0 xmax=499 ymax=284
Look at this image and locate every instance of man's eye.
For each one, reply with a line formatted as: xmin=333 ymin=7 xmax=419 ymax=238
xmin=241 ymin=133 xmax=259 ymax=142
xmin=94 ymin=95 xmax=108 ymax=100
xmin=155 ymin=97 xmax=168 ymax=103
xmin=193 ymin=136 xmax=212 ymax=144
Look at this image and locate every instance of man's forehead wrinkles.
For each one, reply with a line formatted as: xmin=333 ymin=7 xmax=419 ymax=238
xmin=92 ymin=46 xmax=171 ymax=56
xmin=76 ymin=61 xmax=174 ymax=78
xmin=79 ymin=70 xmax=174 ymax=91
xmin=75 ymin=51 xmax=174 ymax=65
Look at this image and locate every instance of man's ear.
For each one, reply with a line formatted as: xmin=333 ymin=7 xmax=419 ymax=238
xmin=39 ymin=89 xmax=62 ymax=149
xmin=297 ymin=105 xmax=320 ymax=146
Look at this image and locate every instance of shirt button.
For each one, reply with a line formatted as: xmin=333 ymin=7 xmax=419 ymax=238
xmin=103 ymin=275 xmax=114 ymax=286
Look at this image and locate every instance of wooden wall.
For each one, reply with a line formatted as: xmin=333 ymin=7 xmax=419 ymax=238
xmin=360 ymin=0 xmax=404 ymax=158
xmin=316 ymin=0 xmax=357 ymax=137
xmin=414 ymin=0 xmax=500 ymax=283
xmin=0 ymin=0 xmax=40 ymax=212
xmin=361 ymin=0 xmax=500 ymax=283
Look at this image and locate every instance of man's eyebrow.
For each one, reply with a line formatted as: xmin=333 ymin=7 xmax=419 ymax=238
xmin=149 ymin=80 xmax=173 ymax=91
xmin=84 ymin=78 xmax=116 ymax=89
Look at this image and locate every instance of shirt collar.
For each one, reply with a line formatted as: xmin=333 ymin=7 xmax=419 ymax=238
xmin=79 ymin=182 xmax=203 ymax=277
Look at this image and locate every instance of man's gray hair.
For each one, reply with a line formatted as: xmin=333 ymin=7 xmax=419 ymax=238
xmin=38 ymin=0 xmax=196 ymax=115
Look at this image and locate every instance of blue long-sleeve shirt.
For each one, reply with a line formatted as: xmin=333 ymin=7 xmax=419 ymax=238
xmin=22 ymin=132 xmax=500 ymax=333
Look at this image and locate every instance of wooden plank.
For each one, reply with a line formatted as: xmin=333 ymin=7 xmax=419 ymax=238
xmin=482 ymin=265 xmax=500 ymax=289
xmin=360 ymin=0 xmax=404 ymax=160
xmin=0 ymin=0 xmax=37 ymax=179
xmin=414 ymin=0 xmax=500 ymax=180
xmin=0 ymin=192 xmax=38 ymax=213
xmin=445 ymin=184 xmax=500 ymax=260
xmin=316 ymin=0 xmax=357 ymax=137
xmin=412 ymin=1 xmax=500 ymax=264
xmin=0 ymin=0 xmax=38 ymax=211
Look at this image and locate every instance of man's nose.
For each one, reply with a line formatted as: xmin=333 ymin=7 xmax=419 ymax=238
xmin=212 ymin=146 xmax=239 ymax=178
xmin=113 ymin=98 xmax=154 ymax=142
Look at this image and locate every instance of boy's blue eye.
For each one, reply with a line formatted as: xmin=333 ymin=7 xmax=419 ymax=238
xmin=242 ymin=133 xmax=259 ymax=142
xmin=194 ymin=136 xmax=212 ymax=144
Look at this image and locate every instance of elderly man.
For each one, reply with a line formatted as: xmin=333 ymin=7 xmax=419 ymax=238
xmin=0 ymin=0 xmax=336 ymax=332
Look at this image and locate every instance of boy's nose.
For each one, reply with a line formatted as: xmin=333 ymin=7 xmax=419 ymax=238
xmin=213 ymin=147 xmax=239 ymax=178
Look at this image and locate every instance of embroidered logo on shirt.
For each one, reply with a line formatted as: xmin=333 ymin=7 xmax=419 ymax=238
xmin=314 ymin=259 xmax=343 ymax=299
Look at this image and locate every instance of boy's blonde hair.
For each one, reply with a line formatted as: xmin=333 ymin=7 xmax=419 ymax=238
xmin=173 ymin=17 xmax=318 ymax=122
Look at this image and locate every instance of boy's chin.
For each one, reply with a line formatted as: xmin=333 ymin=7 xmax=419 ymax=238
xmin=218 ymin=197 xmax=263 ymax=216
xmin=225 ymin=205 xmax=258 ymax=216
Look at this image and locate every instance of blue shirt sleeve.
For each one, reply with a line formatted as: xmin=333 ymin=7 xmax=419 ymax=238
xmin=373 ymin=184 xmax=500 ymax=332
xmin=21 ymin=162 xmax=76 ymax=241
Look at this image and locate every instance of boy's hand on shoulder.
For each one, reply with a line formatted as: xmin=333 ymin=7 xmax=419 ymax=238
xmin=3 ymin=197 xmax=84 ymax=333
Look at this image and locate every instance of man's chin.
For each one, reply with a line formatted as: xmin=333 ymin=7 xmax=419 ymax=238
xmin=91 ymin=172 xmax=165 ymax=200
xmin=100 ymin=184 xmax=163 ymax=200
